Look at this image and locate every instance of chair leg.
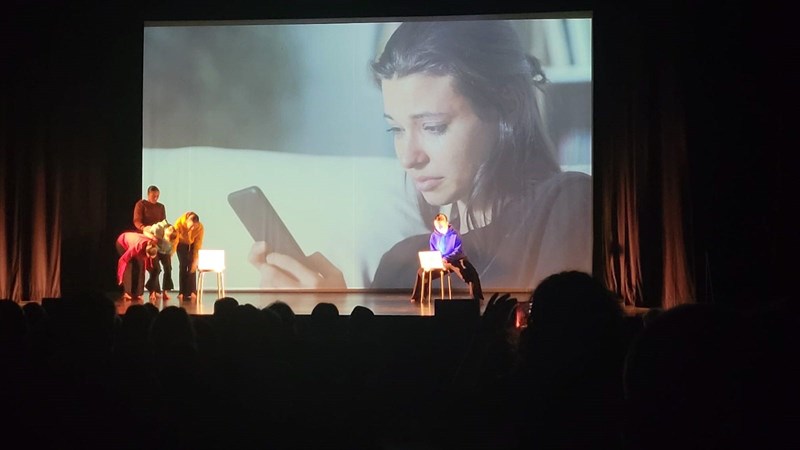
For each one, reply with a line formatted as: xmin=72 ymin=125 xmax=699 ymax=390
xmin=419 ymin=271 xmax=423 ymax=304
xmin=439 ymin=269 xmax=444 ymax=301
xmin=425 ymin=270 xmax=433 ymax=304
xmin=216 ymin=272 xmax=224 ymax=300
xmin=418 ymin=271 xmax=424 ymax=304
xmin=197 ymin=272 xmax=204 ymax=304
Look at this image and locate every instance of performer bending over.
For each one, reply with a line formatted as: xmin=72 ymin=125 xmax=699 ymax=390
xmin=172 ymin=211 xmax=204 ymax=301
xmin=411 ymin=213 xmax=483 ymax=303
xmin=116 ymin=231 xmax=159 ymax=301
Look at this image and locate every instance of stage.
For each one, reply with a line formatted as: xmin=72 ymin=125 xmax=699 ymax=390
xmin=113 ymin=288 xmax=516 ymax=316
xmin=111 ymin=288 xmax=647 ymax=318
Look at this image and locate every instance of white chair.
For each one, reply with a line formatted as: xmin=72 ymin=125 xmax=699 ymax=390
xmin=197 ymin=249 xmax=225 ymax=304
xmin=418 ymin=250 xmax=452 ymax=304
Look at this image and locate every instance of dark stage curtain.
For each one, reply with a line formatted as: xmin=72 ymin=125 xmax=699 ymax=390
xmin=594 ymin=7 xmax=695 ymax=308
xmin=0 ymin=116 xmax=62 ymax=302
xmin=1 ymin=5 xmax=141 ymax=302
xmin=1 ymin=19 xmax=62 ymax=302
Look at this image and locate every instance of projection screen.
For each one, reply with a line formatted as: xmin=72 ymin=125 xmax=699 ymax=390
xmin=143 ymin=16 xmax=593 ymax=291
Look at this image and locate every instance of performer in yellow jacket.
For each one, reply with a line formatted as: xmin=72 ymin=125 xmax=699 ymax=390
xmin=172 ymin=211 xmax=204 ymax=301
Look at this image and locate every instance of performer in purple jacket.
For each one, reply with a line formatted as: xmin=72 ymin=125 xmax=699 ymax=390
xmin=410 ymin=213 xmax=483 ymax=303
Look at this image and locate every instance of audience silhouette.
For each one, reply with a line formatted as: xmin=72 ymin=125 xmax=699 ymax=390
xmin=2 ymin=272 xmax=790 ymax=449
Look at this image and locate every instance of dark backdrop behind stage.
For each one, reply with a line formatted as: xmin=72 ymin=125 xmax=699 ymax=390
xmin=0 ymin=0 xmax=791 ymax=308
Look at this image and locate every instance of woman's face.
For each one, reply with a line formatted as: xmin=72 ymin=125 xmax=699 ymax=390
xmin=382 ymin=74 xmax=496 ymax=206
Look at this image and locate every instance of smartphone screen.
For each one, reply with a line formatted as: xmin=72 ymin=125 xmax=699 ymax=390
xmin=228 ymin=186 xmax=306 ymax=262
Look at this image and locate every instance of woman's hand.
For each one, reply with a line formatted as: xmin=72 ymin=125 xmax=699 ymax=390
xmin=248 ymin=241 xmax=346 ymax=289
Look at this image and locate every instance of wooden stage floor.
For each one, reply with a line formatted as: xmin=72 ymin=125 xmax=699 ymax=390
xmin=112 ymin=288 xmax=647 ymax=318
xmin=114 ymin=288 xmax=509 ymax=316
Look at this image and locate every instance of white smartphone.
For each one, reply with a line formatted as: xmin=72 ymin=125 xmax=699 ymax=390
xmin=227 ymin=186 xmax=307 ymax=262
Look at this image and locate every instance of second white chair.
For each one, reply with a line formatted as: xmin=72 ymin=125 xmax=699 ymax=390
xmin=197 ymin=249 xmax=225 ymax=304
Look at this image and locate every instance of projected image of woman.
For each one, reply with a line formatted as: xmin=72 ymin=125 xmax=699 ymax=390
xmin=250 ymin=20 xmax=592 ymax=290
xmin=369 ymin=20 xmax=592 ymax=290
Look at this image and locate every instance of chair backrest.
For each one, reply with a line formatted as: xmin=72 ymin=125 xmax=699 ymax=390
xmin=418 ymin=250 xmax=444 ymax=271
xmin=198 ymin=249 xmax=225 ymax=272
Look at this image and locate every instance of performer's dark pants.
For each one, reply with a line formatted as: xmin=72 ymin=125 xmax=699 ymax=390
xmin=176 ymin=242 xmax=197 ymax=297
xmin=145 ymin=252 xmax=173 ymax=293
xmin=116 ymin=242 xmax=145 ymax=297
xmin=411 ymin=257 xmax=483 ymax=301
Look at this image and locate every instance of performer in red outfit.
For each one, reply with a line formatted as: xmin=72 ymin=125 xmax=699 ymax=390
xmin=116 ymin=231 xmax=158 ymax=301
